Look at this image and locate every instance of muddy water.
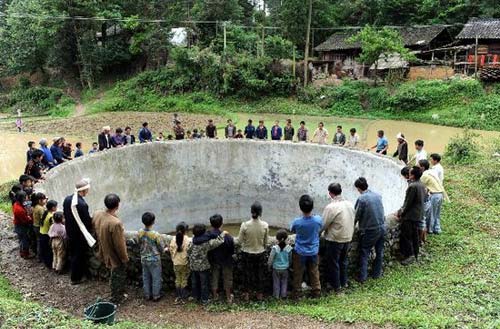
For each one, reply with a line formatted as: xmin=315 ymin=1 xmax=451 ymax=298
xmin=0 ymin=132 xmax=94 ymax=184
xmin=0 ymin=117 xmax=498 ymax=184
xmin=363 ymin=119 xmax=500 ymax=156
xmin=168 ymin=223 xmax=285 ymax=238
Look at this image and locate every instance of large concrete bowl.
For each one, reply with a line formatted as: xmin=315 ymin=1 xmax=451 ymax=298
xmin=36 ymin=140 xmax=406 ymax=233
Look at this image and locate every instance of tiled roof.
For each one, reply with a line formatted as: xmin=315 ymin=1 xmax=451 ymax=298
xmin=456 ymin=18 xmax=500 ymax=39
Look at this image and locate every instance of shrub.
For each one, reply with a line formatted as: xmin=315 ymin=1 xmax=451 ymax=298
xmin=444 ymin=130 xmax=480 ymax=164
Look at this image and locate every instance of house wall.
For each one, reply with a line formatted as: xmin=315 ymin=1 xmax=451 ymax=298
xmin=408 ymin=66 xmax=455 ymax=80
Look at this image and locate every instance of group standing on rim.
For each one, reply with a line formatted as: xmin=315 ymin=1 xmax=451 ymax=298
xmin=11 ymin=116 xmax=448 ymax=305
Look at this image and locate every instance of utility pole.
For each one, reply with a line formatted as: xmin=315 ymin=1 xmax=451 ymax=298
xmin=223 ymin=21 xmax=227 ymax=53
xmin=261 ymin=26 xmax=265 ymax=57
xmin=474 ymin=35 xmax=478 ymax=78
xmin=303 ymin=0 xmax=313 ymax=87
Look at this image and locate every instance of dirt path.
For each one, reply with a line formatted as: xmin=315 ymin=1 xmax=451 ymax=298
xmin=0 ymin=212 xmax=376 ymax=329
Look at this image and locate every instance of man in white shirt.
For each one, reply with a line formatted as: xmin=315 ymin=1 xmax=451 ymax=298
xmin=430 ymin=153 xmax=444 ymax=183
xmin=311 ymin=122 xmax=329 ymax=144
xmin=322 ymin=183 xmax=355 ymax=293
xmin=347 ymin=128 xmax=360 ymax=148
xmin=410 ymin=139 xmax=427 ymax=164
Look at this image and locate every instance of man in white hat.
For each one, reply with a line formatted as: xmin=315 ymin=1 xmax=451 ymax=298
xmin=393 ymin=133 xmax=408 ymax=164
xmin=63 ymin=178 xmax=95 ymax=285
xmin=98 ymin=126 xmax=112 ymax=151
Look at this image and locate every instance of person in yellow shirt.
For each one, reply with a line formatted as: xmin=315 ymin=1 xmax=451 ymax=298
xmin=39 ymin=200 xmax=58 ymax=268
xmin=419 ymin=160 xmax=448 ymax=235
xmin=31 ymin=192 xmax=47 ymax=262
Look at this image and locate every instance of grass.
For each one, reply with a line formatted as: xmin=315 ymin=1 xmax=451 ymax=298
xmin=206 ymin=147 xmax=500 ymax=328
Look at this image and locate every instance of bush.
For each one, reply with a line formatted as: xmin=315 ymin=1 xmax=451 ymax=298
xmin=0 ymin=86 xmax=74 ymax=116
xmin=444 ymin=130 xmax=480 ymax=164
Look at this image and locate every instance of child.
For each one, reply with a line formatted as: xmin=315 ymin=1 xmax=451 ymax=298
xmin=169 ymin=222 xmax=191 ymax=304
xmin=234 ymin=129 xmax=244 ymax=139
xmin=31 ymin=192 xmax=47 ymax=261
xmin=430 ymin=153 xmax=444 ymax=183
xmin=208 ymin=214 xmax=235 ymax=304
xmin=12 ymin=191 xmax=33 ymax=259
xmin=187 ymin=223 xmax=226 ymax=305
xmin=138 ymin=212 xmax=167 ymax=301
xmin=39 ymin=200 xmax=57 ymax=269
xmin=89 ymin=142 xmax=99 ymax=154
xmin=156 ymin=132 xmax=165 ymax=141
xmin=48 ymin=212 xmax=66 ymax=274
xmin=192 ymin=129 xmax=201 ymax=139
xmin=74 ymin=142 xmax=84 ymax=158
xmin=268 ymin=229 xmax=292 ymax=299
xmin=290 ymin=195 xmax=323 ymax=298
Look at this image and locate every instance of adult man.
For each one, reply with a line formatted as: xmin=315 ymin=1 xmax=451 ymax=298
xmin=354 ymin=177 xmax=385 ymax=283
xmin=419 ymin=160 xmax=447 ymax=235
xmin=271 ymin=120 xmax=282 ymax=141
xmin=63 ymin=179 xmax=96 ymax=285
xmin=111 ymin=128 xmax=125 ymax=147
xmin=397 ymin=167 xmax=426 ymax=265
xmin=244 ymin=119 xmax=255 ymax=139
xmin=322 ymin=183 xmax=355 ymax=293
xmin=138 ymin=122 xmax=153 ymax=143
xmin=39 ymin=138 xmax=55 ymax=168
xmin=124 ymin=126 xmax=136 ymax=145
xmin=24 ymin=150 xmax=45 ymax=182
xmin=393 ymin=133 xmax=408 ymax=164
xmin=206 ymin=119 xmax=217 ymax=139
xmin=93 ymin=194 xmax=129 ymax=303
xmin=332 ymin=126 xmax=346 ymax=146
xmin=371 ymin=130 xmax=388 ymax=155
xmin=410 ymin=140 xmax=427 ymax=164
xmin=311 ymin=122 xmax=328 ymax=144
xmin=284 ymin=119 xmax=294 ymax=141
xmin=225 ymin=119 xmax=237 ymax=139
xmin=297 ymin=121 xmax=308 ymax=142
xmin=174 ymin=121 xmax=185 ymax=140
xmin=290 ymin=195 xmax=322 ymax=298
xmin=347 ymin=128 xmax=359 ymax=148
xmin=255 ymin=120 xmax=268 ymax=140
xmin=98 ymin=126 xmax=112 ymax=150
xmin=430 ymin=153 xmax=444 ymax=183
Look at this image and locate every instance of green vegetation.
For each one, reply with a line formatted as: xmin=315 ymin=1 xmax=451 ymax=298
xmin=0 ymin=180 xmax=15 ymax=214
xmin=208 ymin=140 xmax=500 ymax=328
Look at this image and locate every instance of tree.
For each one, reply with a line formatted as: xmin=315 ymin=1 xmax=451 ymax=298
xmin=349 ymin=26 xmax=415 ymax=84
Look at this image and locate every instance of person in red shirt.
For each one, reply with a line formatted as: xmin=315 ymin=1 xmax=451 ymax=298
xmin=13 ymin=191 xmax=33 ymax=258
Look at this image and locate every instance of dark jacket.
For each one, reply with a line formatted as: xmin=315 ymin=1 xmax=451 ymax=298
xmin=63 ymin=195 xmax=93 ymax=243
xmin=207 ymin=229 xmax=235 ymax=266
xmin=393 ymin=142 xmax=408 ymax=163
xmin=24 ymin=160 xmax=43 ymax=180
xmin=244 ymin=125 xmax=255 ymax=139
xmin=98 ymin=133 xmax=112 ymax=151
xmin=124 ymin=134 xmax=136 ymax=145
xmin=284 ymin=126 xmax=295 ymax=141
xmin=354 ymin=190 xmax=385 ymax=233
xmin=138 ymin=128 xmax=152 ymax=143
xmin=225 ymin=125 xmax=237 ymax=138
xmin=271 ymin=126 xmax=282 ymax=140
xmin=399 ymin=180 xmax=426 ymax=222
xmin=50 ymin=144 xmax=64 ymax=165
xmin=333 ymin=132 xmax=346 ymax=145
xmin=255 ymin=126 xmax=268 ymax=140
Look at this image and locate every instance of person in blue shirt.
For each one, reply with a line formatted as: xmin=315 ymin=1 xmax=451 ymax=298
xmin=371 ymin=130 xmax=389 ymax=155
xmin=50 ymin=138 xmax=65 ymax=166
xmin=290 ymin=194 xmax=323 ymax=298
xmin=244 ymin=119 xmax=255 ymax=139
xmin=354 ymin=177 xmax=385 ymax=283
xmin=271 ymin=120 xmax=283 ymax=141
xmin=138 ymin=122 xmax=153 ymax=143
xmin=74 ymin=142 xmax=84 ymax=158
xmin=39 ymin=139 xmax=55 ymax=168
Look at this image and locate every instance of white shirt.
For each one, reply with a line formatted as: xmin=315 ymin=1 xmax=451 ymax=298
xmin=415 ymin=149 xmax=428 ymax=163
xmin=348 ymin=133 xmax=359 ymax=148
xmin=431 ymin=163 xmax=444 ymax=183
xmin=313 ymin=128 xmax=329 ymax=144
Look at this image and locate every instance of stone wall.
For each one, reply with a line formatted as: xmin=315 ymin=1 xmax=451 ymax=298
xmin=36 ymin=140 xmax=406 ymax=233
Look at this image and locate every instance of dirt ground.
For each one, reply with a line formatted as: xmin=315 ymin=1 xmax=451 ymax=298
xmin=0 ymin=212 xmax=380 ymax=329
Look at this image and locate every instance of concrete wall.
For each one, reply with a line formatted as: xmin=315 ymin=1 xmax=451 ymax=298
xmin=36 ymin=140 xmax=406 ymax=233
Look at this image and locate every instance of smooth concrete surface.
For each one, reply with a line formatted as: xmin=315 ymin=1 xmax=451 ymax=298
xmin=36 ymin=140 xmax=407 ymax=233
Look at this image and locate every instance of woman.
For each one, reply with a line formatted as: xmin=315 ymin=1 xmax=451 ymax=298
xmin=13 ymin=191 xmax=33 ymax=259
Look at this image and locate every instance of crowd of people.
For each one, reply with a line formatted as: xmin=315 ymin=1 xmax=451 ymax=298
xmin=11 ymin=116 xmax=448 ymax=306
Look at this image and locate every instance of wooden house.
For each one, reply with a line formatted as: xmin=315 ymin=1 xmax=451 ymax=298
xmin=455 ymin=18 xmax=500 ymax=80
xmin=313 ymin=25 xmax=452 ymax=79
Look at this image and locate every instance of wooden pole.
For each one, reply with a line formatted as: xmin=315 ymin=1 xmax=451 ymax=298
xmin=292 ymin=45 xmax=296 ymax=77
xmin=475 ymin=35 xmax=478 ymax=78
xmin=261 ymin=26 xmax=265 ymax=57
xmin=223 ymin=22 xmax=227 ymax=53
xmin=303 ymin=0 xmax=313 ymax=87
